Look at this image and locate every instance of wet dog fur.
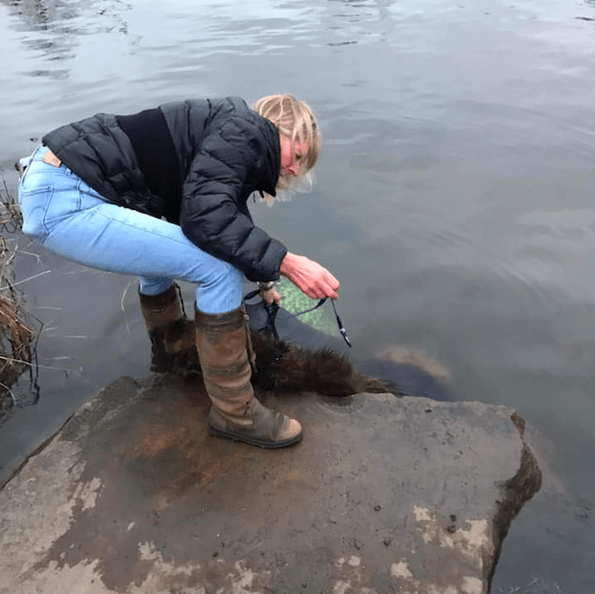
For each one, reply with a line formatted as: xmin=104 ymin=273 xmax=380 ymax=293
xmin=249 ymin=330 xmax=398 ymax=396
xmin=162 ymin=320 xmax=398 ymax=397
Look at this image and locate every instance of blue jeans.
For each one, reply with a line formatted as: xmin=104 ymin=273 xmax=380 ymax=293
xmin=17 ymin=146 xmax=244 ymax=314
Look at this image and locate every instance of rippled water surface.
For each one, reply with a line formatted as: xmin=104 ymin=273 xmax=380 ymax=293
xmin=2 ymin=0 xmax=595 ymax=591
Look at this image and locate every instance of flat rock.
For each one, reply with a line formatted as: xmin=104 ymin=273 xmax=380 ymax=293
xmin=0 ymin=375 xmax=541 ymax=594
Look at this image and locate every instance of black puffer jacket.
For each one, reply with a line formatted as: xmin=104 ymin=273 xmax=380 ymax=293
xmin=42 ymin=97 xmax=287 ymax=282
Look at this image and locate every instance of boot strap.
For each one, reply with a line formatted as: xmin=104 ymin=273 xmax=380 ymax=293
xmin=243 ymin=311 xmax=257 ymax=374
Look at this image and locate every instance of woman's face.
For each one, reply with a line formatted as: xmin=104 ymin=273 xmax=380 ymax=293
xmin=280 ymin=135 xmax=309 ymax=177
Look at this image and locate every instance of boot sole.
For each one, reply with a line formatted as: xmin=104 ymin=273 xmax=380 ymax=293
xmin=208 ymin=424 xmax=303 ymax=449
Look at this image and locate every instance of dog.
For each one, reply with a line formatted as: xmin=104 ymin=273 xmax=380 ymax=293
xmin=248 ymin=328 xmax=398 ymax=396
xmin=162 ymin=299 xmax=452 ymax=401
xmin=161 ymin=316 xmax=398 ymax=397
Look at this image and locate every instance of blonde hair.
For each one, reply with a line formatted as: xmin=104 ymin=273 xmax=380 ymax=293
xmin=252 ymin=94 xmax=322 ymax=198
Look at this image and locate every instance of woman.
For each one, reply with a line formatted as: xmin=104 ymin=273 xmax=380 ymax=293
xmin=17 ymin=94 xmax=340 ymax=449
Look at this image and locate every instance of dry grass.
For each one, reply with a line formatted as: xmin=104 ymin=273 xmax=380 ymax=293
xmin=0 ymin=172 xmax=40 ymax=424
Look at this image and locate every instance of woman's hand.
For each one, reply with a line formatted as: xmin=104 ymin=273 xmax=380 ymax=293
xmin=280 ymin=252 xmax=340 ymax=300
xmin=260 ymin=286 xmax=282 ymax=306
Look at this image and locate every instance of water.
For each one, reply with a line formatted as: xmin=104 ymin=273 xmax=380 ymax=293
xmin=2 ymin=0 xmax=595 ymax=590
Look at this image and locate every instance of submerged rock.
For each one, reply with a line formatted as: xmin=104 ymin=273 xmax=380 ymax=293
xmin=0 ymin=374 xmax=540 ymax=593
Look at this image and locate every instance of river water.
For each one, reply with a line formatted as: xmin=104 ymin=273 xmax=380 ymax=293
xmin=1 ymin=0 xmax=595 ymax=591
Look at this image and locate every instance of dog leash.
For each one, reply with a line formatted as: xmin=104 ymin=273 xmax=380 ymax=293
xmin=243 ymin=289 xmax=352 ymax=348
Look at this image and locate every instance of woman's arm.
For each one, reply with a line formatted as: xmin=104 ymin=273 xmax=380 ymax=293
xmin=179 ymin=117 xmax=287 ymax=282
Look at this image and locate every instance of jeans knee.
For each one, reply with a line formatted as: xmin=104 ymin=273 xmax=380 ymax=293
xmin=195 ymin=261 xmax=243 ymax=313
xmin=199 ymin=261 xmax=243 ymax=292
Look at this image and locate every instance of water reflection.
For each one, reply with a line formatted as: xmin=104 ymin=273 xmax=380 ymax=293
xmin=325 ymin=0 xmax=395 ymax=45
xmin=1 ymin=0 xmax=133 ymax=77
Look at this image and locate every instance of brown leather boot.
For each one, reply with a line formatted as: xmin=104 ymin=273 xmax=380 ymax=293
xmin=194 ymin=304 xmax=303 ymax=448
xmin=139 ymin=284 xmax=200 ymax=377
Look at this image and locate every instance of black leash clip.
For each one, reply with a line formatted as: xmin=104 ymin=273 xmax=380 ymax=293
xmin=330 ymin=299 xmax=352 ymax=348
xmin=293 ymin=297 xmax=353 ymax=349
